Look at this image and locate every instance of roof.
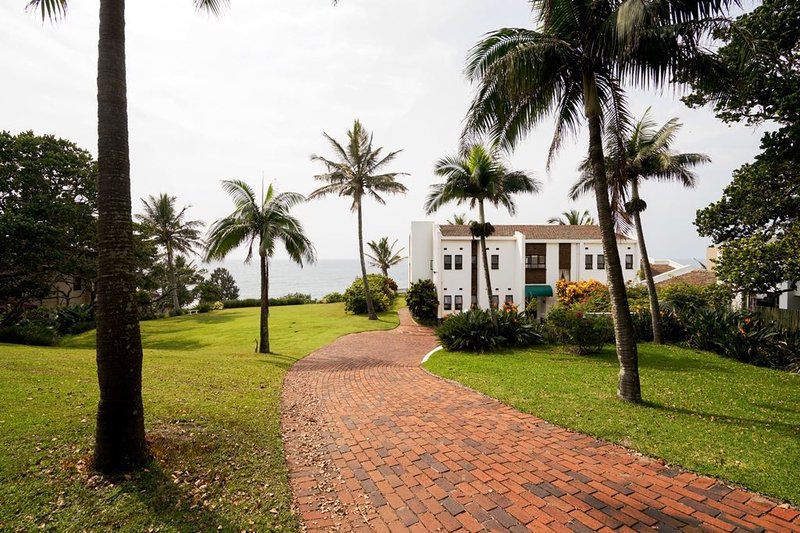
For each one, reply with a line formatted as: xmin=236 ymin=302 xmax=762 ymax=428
xmin=439 ymin=224 xmax=634 ymax=241
xmin=655 ymin=269 xmax=717 ymax=288
xmin=651 ymin=263 xmax=676 ymax=276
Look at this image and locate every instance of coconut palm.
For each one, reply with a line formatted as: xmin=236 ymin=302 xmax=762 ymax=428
xmin=136 ymin=194 xmax=203 ymax=313
xmin=309 ymin=120 xmax=407 ymax=320
xmin=425 ymin=144 xmax=540 ymax=320
xmin=206 ymin=180 xmax=315 ymax=354
xmin=547 ymin=209 xmax=595 ymax=225
xmin=461 ymin=0 xmax=726 ymax=402
xmin=569 ymin=110 xmax=710 ymax=343
xmin=28 ymin=0 xmax=228 ymax=473
xmin=447 ymin=213 xmax=469 ymax=225
xmin=366 ymin=237 xmax=405 ymax=278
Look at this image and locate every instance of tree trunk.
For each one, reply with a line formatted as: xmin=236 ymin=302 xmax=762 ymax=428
xmin=357 ymin=200 xmax=378 ymax=320
xmin=583 ymin=71 xmax=642 ymax=403
xmin=259 ymin=251 xmax=270 ymax=354
xmin=631 ymin=179 xmax=663 ymax=344
xmin=93 ymin=0 xmax=149 ymax=473
xmin=167 ymin=242 xmax=180 ymax=313
xmin=478 ymin=200 xmax=497 ymax=326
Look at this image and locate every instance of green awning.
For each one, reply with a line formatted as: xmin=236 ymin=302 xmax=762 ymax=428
xmin=525 ymin=284 xmax=554 ymax=298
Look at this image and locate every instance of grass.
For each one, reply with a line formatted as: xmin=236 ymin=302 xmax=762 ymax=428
xmin=0 ymin=301 xmax=401 ymax=531
xmin=424 ymin=343 xmax=800 ymax=504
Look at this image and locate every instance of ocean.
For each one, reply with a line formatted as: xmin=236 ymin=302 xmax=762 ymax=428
xmin=208 ymin=259 xmax=409 ymax=300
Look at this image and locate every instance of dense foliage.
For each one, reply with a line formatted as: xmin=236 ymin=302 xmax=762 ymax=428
xmin=222 ymin=293 xmax=315 ymax=309
xmin=343 ymin=275 xmax=395 ymax=315
xmin=406 ymin=279 xmax=439 ymax=325
xmin=319 ymin=292 xmax=345 ymax=304
xmin=545 ymin=305 xmax=613 ymax=355
xmin=436 ymin=307 xmax=543 ymax=352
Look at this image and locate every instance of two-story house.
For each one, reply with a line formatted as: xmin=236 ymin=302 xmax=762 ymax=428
xmin=408 ymin=222 xmax=640 ymax=318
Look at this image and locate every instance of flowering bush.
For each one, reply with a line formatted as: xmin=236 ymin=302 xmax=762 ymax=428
xmin=556 ymin=279 xmax=608 ymax=307
xmin=545 ymin=304 xmax=613 ymax=355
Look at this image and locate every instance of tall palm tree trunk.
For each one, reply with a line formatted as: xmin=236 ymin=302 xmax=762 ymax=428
xmin=478 ymin=201 xmax=496 ymax=326
xmin=167 ymin=243 xmax=180 ymax=312
xmin=357 ymin=200 xmax=378 ymax=320
xmin=93 ymin=0 xmax=148 ymax=473
xmin=631 ymin=179 xmax=663 ymax=344
xmin=259 ymin=251 xmax=270 ymax=354
xmin=584 ymin=73 xmax=642 ymax=403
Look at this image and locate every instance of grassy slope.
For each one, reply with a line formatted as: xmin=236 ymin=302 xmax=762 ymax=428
xmin=424 ymin=343 xmax=800 ymax=504
xmin=0 ymin=302 xmax=400 ymax=531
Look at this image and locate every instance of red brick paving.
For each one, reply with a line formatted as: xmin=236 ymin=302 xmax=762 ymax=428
xmin=281 ymin=309 xmax=799 ymax=532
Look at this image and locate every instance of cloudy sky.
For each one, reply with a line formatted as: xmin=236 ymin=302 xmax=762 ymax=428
xmin=2 ymin=0 xmax=764 ymax=262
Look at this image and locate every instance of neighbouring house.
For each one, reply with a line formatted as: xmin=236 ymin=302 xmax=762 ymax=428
xmin=408 ymin=222 xmax=640 ymax=318
xmin=41 ymin=275 xmax=93 ymax=309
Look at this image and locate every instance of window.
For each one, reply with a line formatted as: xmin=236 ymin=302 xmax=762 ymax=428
xmin=491 ymin=295 xmax=500 ymax=308
xmin=73 ymin=276 xmax=83 ymax=291
xmin=454 ymin=255 xmax=463 ymax=270
xmin=597 ymin=254 xmax=605 ymax=270
xmin=444 ymin=254 xmax=452 ymax=270
xmin=525 ymin=255 xmax=546 ymax=269
xmin=491 ymin=255 xmax=499 ymax=270
xmin=505 ymin=294 xmax=514 ymax=305
xmin=443 ymin=295 xmax=452 ymax=311
xmin=585 ymin=255 xmax=593 ymax=270
xmin=625 ymin=254 xmax=634 ymax=269
xmin=454 ymin=295 xmax=463 ymax=311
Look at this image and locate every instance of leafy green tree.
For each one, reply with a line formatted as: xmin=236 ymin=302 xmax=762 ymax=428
xmin=210 ymin=267 xmax=239 ymax=300
xmin=547 ymin=210 xmax=595 ymax=225
xmin=205 ymin=181 xmax=315 ymax=354
xmin=28 ymin=0 xmax=228 ymax=473
xmin=309 ymin=120 xmax=407 ymax=320
xmin=366 ymin=237 xmax=405 ymax=277
xmin=425 ymin=144 xmax=539 ymax=323
xmin=460 ymin=0 xmax=725 ymax=402
xmin=570 ymin=110 xmax=709 ymax=343
xmin=0 ymin=131 xmax=96 ymax=326
xmin=136 ymin=194 xmax=203 ymax=313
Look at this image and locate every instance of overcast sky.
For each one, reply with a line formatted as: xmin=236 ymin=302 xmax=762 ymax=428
xmin=2 ymin=0 xmax=765 ymax=262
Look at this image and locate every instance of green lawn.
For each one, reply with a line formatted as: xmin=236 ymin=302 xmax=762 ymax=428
xmin=424 ymin=343 xmax=800 ymax=504
xmin=0 ymin=302 xmax=400 ymax=531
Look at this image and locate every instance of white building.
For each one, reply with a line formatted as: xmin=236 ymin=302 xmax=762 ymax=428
xmin=409 ymin=222 xmax=640 ymax=318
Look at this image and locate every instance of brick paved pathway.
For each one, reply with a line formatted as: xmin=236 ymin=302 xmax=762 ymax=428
xmin=281 ymin=309 xmax=799 ymax=532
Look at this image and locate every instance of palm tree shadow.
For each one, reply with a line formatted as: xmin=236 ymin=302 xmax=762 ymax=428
xmin=257 ymin=352 xmax=297 ymax=371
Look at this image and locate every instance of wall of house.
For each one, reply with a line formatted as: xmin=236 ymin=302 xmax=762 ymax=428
xmin=474 ymin=237 xmax=524 ymax=312
xmin=408 ymin=221 xmax=434 ymax=284
xmin=574 ymin=242 xmax=638 ymax=285
xmin=439 ymin=238 xmax=473 ymax=315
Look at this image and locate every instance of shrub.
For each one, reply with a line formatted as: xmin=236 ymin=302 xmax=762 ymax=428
xmin=556 ymin=279 xmax=607 ymax=307
xmin=660 ymin=282 xmax=731 ymax=313
xmin=320 ymin=292 xmax=345 ymax=304
xmin=0 ymin=321 xmax=59 ymax=346
xmin=221 ymin=294 xmax=315 ymax=308
xmin=630 ymin=308 xmax=686 ymax=343
xmin=197 ymin=302 xmax=212 ymax=313
xmin=436 ymin=309 xmax=501 ymax=352
xmin=496 ymin=305 xmax=544 ymax=347
xmin=222 ymin=298 xmax=261 ymax=309
xmin=54 ymin=304 xmax=96 ymax=335
xmin=406 ymin=279 xmax=438 ymax=324
xmin=545 ymin=304 xmax=612 ymax=355
xmin=212 ymin=301 xmax=224 ymax=310
xmin=343 ymin=275 xmax=391 ymax=314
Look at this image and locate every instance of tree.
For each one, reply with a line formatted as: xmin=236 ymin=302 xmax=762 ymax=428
xmin=447 ymin=213 xmax=469 ymax=225
xmin=210 ymin=267 xmax=239 ymax=300
xmin=0 ymin=131 xmax=97 ymax=326
xmin=205 ymin=181 xmax=315 ymax=354
xmin=547 ymin=209 xmax=595 ymax=225
xmin=570 ymin=110 xmax=709 ymax=343
xmin=136 ymin=194 xmax=203 ymax=313
xmin=309 ymin=120 xmax=407 ymax=320
xmin=460 ymin=0 xmax=724 ymax=402
xmin=424 ymin=144 xmax=539 ymax=322
xmin=29 ymin=0 xmax=228 ymax=474
xmin=365 ymin=237 xmax=405 ymax=277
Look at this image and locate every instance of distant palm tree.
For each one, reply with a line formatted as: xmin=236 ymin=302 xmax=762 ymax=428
xmin=205 ymin=180 xmax=315 ymax=354
xmin=447 ymin=213 xmax=469 ymax=225
xmin=136 ymin=194 xmax=203 ymax=313
xmin=28 ymin=0 xmax=228 ymax=473
xmin=570 ymin=109 xmax=710 ymax=343
xmin=425 ymin=144 xmax=540 ymax=320
xmin=309 ymin=120 xmax=407 ymax=320
xmin=547 ymin=209 xmax=595 ymax=225
xmin=366 ymin=237 xmax=405 ymax=277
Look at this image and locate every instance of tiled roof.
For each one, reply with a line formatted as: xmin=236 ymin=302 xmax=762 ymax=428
xmin=439 ymin=224 xmax=634 ymax=241
xmin=651 ymin=263 xmax=676 ymax=276
xmin=656 ymin=269 xmax=717 ymax=287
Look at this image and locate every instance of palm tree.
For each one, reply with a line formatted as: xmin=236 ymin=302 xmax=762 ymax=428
xmin=461 ymin=0 xmax=724 ymax=402
xmin=425 ymin=144 xmax=540 ymax=321
xmin=29 ymin=0 xmax=228 ymax=473
xmin=447 ymin=213 xmax=469 ymax=225
xmin=136 ymin=194 xmax=203 ymax=313
xmin=366 ymin=237 xmax=405 ymax=277
xmin=547 ymin=209 xmax=595 ymax=225
xmin=309 ymin=120 xmax=407 ymax=320
xmin=205 ymin=180 xmax=315 ymax=354
xmin=569 ymin=110 xmax=710 ymax=343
